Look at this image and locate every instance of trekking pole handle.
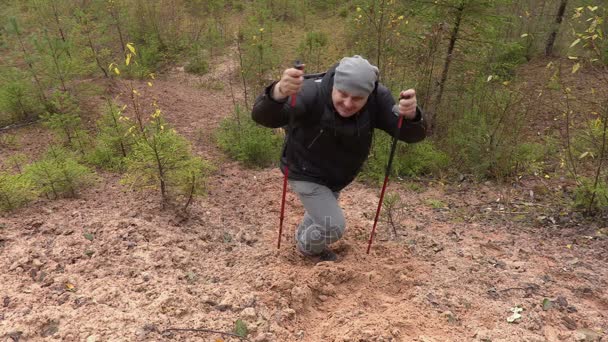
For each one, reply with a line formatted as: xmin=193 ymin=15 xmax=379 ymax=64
xmin=290 ymin=60 xmax=304 ymax=107
xmin=392 ymin=93 xmax=413 ymax=129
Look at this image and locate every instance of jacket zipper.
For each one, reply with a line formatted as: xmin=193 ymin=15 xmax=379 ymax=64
xmin=307 ymin=129 xmax=324 ymax=149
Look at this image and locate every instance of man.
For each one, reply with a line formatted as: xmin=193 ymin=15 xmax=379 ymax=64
xmin=252 ymin=55 xmax=426 ymax=261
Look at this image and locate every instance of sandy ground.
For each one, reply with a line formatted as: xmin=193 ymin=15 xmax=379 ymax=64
xmin=0 ymin=55 xmax=606 ymax=342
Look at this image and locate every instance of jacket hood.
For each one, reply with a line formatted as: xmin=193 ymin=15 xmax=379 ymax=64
xmin=320 ymin=63 xmax=339 ymax=110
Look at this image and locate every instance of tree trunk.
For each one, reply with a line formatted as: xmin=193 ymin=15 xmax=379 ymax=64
xmin=433 ymin=4 xmax=464 ymax=131
xmin=545 ymin=0 xmax=568 ymax=56
xmin=51 ymin=2 xmax=71 ymax=59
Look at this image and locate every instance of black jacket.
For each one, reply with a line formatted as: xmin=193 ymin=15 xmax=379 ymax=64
xmin=252 ymin=65 xmax=426 ymax=191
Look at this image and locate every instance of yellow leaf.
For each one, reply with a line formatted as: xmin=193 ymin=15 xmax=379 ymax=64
xmin=588 ymin=6 xmax=598 ymax=11
xmin=570 ymin=38 xmax=581 ymax=48
xmin=125 ymin=53 xmax=131 ymax=66
xmin=566 ymin=244 xmax=572 ymax=249
xmin=356 ymin=7 xmax=362 ymax=12
xmin=126 ymin=43 xmax=136 ymax=55
xmin=113 ymin=67 xmax=120 ymax=75
xmin=65 ymin=282 xmax=76 ymax=292
xmin=147 ymin=82 xmax=153 ymax=87
xmin=572 ymin=63 xmax=581 ymax=74
xmin=520 ymin=33 xmax=528 ymax=38
xmin=259 ymin=28 xmax=264 ymax=32
xmin=544 ymin=174 xmax=550 ymax=179
xmin=502 ymin=81 xmax=510 ymax=86
xmin=160 ymin=125 xmax=164 ymax=130
xmin=567 ymin=56 xmax=578 ymax=60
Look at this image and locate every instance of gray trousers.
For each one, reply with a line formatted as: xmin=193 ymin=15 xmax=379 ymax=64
xmin=288 ymin=180 xmax=346 ymax=255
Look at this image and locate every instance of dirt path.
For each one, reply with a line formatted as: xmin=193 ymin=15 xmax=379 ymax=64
xmin=0 ymin=56 xmax=606 ymax=342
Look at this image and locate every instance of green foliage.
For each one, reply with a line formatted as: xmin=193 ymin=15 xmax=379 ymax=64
xmin=122 ymin=36 xmax=166 ymax=78
xmin=360 ymin=133 xmax=449 ymax=183
xmin=0 ymin=69 xmax=44 ymax=126
xmin=216 ymin=106 xmax=282 ymax=168
xmin=0 ymin=171 xmax=35 ymax=212
xmin=347 ymin=0 xmax=410 ymax=83
xmin=574 ymin=177 xmax=608 ymax=213
xmin=571 ymin=117 xmax=607 ymax=167
xmin=185 ymin=56 xmax=209 ymax=75
xmin=297 ymin=31 xmax=328 ymax=72
xmin=87 ymin=102 xmax=134 ymax=171
xmin=24 ymin=146 xmax=96 ymax=199
xmin=0 ymin=133 xmax=20 ymax=150
xmin=234 ymin=319 xmax=248 ymax=338
xmin=442 ymin=83 xmax=544 ymax=179
xmin=489 ymin=42 xmax=527 ymax=80
xmin=236 ymin=13 xmax=282 ymax=94
xmin=122 ymin=111 xmax=211 ymax=207
xmin=3 ymin=153 xmax=28 ymax=173
xmin=41 ymin=92 xmax=91 ymax=154
xmin=425 ymin=198 xmax=446 ymax=209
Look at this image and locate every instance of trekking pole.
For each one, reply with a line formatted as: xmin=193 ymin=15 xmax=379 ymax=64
xmin=278 ymin=61 xmax=304 ymax=249
xmin=366 ymin=95 xmax=410 ymax=254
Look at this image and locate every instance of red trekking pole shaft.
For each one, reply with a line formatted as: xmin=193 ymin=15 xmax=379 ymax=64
xmin=367 ymin=100 xmax=408 ymax=254
xmin=278 ymin=61 xmax=304 ymax=249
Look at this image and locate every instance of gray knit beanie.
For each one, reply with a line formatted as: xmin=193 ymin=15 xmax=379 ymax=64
xmin=334 ymin=55 xmax=379 ymax=97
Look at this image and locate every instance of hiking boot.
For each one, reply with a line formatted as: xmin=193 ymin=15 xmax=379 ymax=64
xmin=319 ymin=249 xmax=338 ymax=262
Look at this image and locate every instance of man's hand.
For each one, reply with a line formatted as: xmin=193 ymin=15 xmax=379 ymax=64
xmin=397 ymin=89 xmax=417 ymax=119
xmin=273 ymin=66 xmax=305 ymax=101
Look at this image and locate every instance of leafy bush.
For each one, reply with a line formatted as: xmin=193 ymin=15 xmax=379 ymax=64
xmin=185 ymin=57 xmax=209 ymax=75
xmin=24 ymin=146 xmax=96 ymax=199
xmin=489 ymin=42 xmax=527 ymax=80
xmin=2 ymin=153 xmax=27 ymax=173
xmin=0 ymin=171 xmax=35 ymax=212
xmin=0 ymin=69 xmax=44 ymax=126
xmin=571 ymin=117 xmax=607 ymax=167
xmin=216 ymin=106 xmax=283 ymax=168
xmin=41 ymin=91 xmax=91 ymax=154
xmin=360 ymin=132 xmax=449 ymax=183
xmin=442 ymin=85 xmax=544 ymax=180
xmin=122 ymin=112 xmax=211 ymax=208
xmin=86 ymin=102 xmax=134 ymax=171
xmin=574 ymin=177 xmax=608 ymax=213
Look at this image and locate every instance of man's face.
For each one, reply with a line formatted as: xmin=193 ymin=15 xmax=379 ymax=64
xmin=331 ymin=88 xmax=368 ymax=118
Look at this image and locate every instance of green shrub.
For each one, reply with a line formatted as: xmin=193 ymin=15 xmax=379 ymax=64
xmin=41 ymin=91 xmax=91 ymax=154
xmin=360 ymin=132 xmax=449 ymax=183
xmin=86 ymin=102 xmax=134 ymax=171
xmin=216 ymin=106 xmax=283 ymax=168
xmin=3 ymin=153 xmax=27 ymax=173
xmin=185 ymin=57 xmax=209 ymax=75
xmin=442 ymin=85 xmax=543 ymax=180
xmin=0 ymin=133 xmax=20 ymax=150
xmin=122 ymin=113 xmax=211 ymax=208
xmin=574 ymin=177 xmax=608 ymax=213
xmin=24 ymin=146 xmax=96 ymax=199
xmin=0 ymin=69 xmax=44 ymax=126
xmin=0 ymin=171 xmax=35 ymax=211
xmin=571 ymin=117 xmax=607 ymax=167
xmin=489 ymin=42 xmax=527 ymax=80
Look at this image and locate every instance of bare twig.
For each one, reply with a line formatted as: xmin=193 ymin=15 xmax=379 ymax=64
xmin=162 ymin=327 xmax=247 ymax=340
